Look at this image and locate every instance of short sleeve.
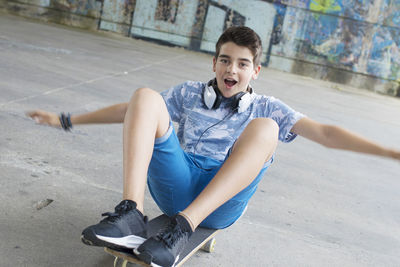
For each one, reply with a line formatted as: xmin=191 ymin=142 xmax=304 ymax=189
xmin=160 ymin=83 xmax=187 ymax=123
xmin=265 ymin=96 xmax=305 ymax=143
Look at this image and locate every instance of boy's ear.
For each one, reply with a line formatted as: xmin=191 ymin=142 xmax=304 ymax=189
xmin=252 ymin=65 xmax=261 ymax=80
xmin=212 ymin=56 xmax=217 ymax=72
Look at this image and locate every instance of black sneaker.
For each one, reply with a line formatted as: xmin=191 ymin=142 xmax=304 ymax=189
xmin=81 ymin=200 xmax=148 ymax=250
xmin=134 ymin=214 xmax=193 ymax=267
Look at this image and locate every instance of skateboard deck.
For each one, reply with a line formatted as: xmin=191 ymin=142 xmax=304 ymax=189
xmin=104 ymin=214 xmax=219 ymax=267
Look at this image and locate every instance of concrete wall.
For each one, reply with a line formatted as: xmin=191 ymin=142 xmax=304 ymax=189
xmin=1 ymin=0 xmax=399 ymax=97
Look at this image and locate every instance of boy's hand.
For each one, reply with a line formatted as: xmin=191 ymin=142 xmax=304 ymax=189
xmin=26 ymin=110 xmax=61 ymax=128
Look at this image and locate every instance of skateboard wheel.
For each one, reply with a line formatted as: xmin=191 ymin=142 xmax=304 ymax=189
xmin=201 ymin=238 xmax=216 ymax=253
xmin=122 ymin=259 xmax=132 ymax=267
xmin=113 ymin=257 xmax=132 ymax=267
xmin=113 ymin=256 xmax=120 ymax=267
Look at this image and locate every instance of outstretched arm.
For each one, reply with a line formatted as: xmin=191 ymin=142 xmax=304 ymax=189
xmin=291 ymin=117 xmax=400 ymax=161
xmin=26 ymin=102 xmax=129 ymax=128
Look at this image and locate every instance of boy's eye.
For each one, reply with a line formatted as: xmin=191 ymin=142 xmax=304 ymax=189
xmin=240 ymin=63 xmax=248 ymax=68
xmin=220 ymin=59 xmax=228 ymax=64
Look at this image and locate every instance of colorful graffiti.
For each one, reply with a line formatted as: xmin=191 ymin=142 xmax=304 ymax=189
xmin=368 ymin=27 xmax=400 ymax=80
xmin=270 ymin=0 xmax=400 ymax=80
xmin=274 ymin=6 xmax=367 ymax=68
xmin=50 ymin=0 xmax=101 ymax=17
xmin=309 ymin=0 xmax=341 ymax=14
xmin=3 ymin=0 xmax=400 ymax=86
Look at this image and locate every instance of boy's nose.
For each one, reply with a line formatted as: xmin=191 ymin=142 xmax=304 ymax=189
xmin=227 ymin=64 xmax=237 ymax=74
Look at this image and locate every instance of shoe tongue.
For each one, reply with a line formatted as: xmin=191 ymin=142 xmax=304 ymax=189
xmin=158 ymin=215 xmax=193 ymax=248
xmin=116 ymin=199 xmax=136 ymax=212
xmin=175 ymin=215 xmax=193 ymax=235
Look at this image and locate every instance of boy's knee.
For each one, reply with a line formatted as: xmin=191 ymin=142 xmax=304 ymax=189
xmin=132 ymin=87 xmax=158 ymax=99
xmin=130 ymin=87 xmax=164 ymax=105
xmin=247 ymin=118 xmax=279 ymax=138
xmin=247 ymin=118 xmax=278 ymax=161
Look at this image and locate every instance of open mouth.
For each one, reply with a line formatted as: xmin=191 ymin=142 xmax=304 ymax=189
xmin=224 ymin=78 xmax=237 ymax=88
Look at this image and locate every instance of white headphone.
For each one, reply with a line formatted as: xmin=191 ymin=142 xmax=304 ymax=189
xmin=203 ymin=78 xmax=253 ymax=113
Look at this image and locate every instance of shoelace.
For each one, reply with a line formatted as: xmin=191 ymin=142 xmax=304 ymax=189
xmin=101 ymin=201 xmax=133 ymax=223
xmin=157 ymin=219 xmax=185 ymax=248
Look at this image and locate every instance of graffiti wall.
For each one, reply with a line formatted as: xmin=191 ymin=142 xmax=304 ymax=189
xmin=2 ymin=0 xmax=400 ymax=95
xmin=270 ymin=0 xmax=400 ymax=83
xmin=98 ymin=0 xmax=275 ymax=55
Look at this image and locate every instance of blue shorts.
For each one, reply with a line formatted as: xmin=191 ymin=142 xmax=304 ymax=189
xmin=147 ymin=124 xmax=272 ymax=229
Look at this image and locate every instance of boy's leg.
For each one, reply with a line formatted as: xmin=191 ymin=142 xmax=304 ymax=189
xmin=122 ymin=87 xmax=170 ymax=213
xmin=135 ymin=118 xmax=278 ymax=266
xmin=182 ymin=118 xmax=279 ymax=229
xmin=81 ymin=88 xmax=170 ymax=249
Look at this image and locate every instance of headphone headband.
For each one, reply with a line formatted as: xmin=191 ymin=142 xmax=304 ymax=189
xmin=208 ymin=78 xmax=253 ymax=94
xmin=203 ymin=78 xmax=253 ymax=113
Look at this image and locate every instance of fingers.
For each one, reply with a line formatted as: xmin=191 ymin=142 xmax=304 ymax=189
xmin=26 ymin=110 xmax=44 ymax=116
xmin=26 ymin=110 xmax=45 ymax=123
xmin=26 ymin=109 xmax=45 ymax=119
xmin=26 ymin=110 xmax=38 ymax=119
xmin=25 ymin=110 xmax=59 ymax=127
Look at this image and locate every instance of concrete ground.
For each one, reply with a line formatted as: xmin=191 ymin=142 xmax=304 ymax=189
xmin=1 ymin=12 xmax=400 ymax=267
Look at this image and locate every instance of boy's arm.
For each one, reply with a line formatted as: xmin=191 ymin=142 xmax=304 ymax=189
xmin=291 ymin=117 xmax=400 ymax=161
xmin=26 ymin=102 xmax=129 ymax=128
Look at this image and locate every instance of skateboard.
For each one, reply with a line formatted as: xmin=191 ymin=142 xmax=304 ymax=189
xmin=104 ymin=214 xmax=219 ymax=267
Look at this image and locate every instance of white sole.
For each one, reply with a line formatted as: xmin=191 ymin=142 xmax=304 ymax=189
xmin=150 ymin=255 xmax=179 ymax=267
xmin=134 ymin=249 xmax=180 ymax=267
xmin=96 ymin=234 xmax=146 ymax=249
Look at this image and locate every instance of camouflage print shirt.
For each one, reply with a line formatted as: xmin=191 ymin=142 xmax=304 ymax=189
xmin=161 ymin=81 xmax=305 ymax=162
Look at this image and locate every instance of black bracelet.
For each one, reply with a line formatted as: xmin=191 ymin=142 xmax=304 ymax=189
xmin=66 ymin=113 xmax=72 ymax=129
xmin=59 ymin=113 xmax=66 ymax=130
xmin=59 ymin=112 xmax=72 ymax=131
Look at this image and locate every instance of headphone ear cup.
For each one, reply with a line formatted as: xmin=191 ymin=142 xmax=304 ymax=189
xmin=236 ymin=92 xmax=252 ymax=113
xmin=213 ymin=92 xmax=223 ymax=109
xmin=204 ymin=84 xmax=217 ymax=109
xmin=232 ymin=92 xmax=246 ymax=111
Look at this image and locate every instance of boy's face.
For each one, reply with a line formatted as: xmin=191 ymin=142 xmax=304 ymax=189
xmin=213 ymin=41 xmax=261 ymax=98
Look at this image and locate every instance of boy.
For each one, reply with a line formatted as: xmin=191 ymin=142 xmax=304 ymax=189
xmin=28 ymin=26 xmax=400 ymax=267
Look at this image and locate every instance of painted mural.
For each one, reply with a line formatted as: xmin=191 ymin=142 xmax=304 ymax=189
xmin=3 ymin=0 xmax=400 ymax=89
xmin=50 ymin=0 xmax=101 ymax=17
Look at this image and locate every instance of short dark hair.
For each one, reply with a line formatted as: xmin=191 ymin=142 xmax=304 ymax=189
xmin=215 ymin=26 xmax=263 ymax=67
